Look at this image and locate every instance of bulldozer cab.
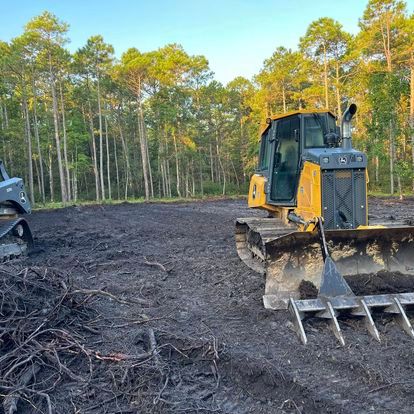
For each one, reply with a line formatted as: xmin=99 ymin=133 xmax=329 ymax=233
xmin=259 ymin=111 xmax=338 ymax=206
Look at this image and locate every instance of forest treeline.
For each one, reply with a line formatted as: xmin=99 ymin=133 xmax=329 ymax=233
xmin=1 ymin=0 xmax=414 ymax=205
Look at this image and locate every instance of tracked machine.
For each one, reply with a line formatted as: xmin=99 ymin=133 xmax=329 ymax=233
xmin=236 ymin=104 xmax=414 ymax=345
xmin=0 ymin=161 xmax=33 ymax=259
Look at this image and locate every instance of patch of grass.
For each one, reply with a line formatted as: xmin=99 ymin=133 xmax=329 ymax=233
xmin=32 ymin=191 xmax=413 ymax=211
xmin=32 ymin=194 xmax=247 ymax=211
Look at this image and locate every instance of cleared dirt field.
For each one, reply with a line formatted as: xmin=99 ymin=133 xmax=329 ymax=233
xmin=2 ymin=196 xmax=414 ymax=413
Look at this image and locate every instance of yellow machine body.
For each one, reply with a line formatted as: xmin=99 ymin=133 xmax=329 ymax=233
xmin=248 ymin=161 xmax=325 ymax=224
xmin=236 ymin=108 xmax=414 ymax=316
xmin=247 ymin=160 xmax=370 ymax=230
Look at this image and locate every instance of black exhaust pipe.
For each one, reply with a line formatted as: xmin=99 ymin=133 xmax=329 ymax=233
xmin=341 ymin=104 xmax=357 ymax=150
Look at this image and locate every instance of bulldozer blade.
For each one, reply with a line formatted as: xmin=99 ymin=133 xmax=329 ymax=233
xmin=261 ymin=225 xmax=414 ymax=309
xmin=236 ymin=218 xmax=414 ymax=310
xmin=237 ymin=217 xmax=414 ymax=344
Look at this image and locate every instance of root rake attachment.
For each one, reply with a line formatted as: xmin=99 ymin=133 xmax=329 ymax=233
xmin=289 ymin=293 xmax=414 ymax=345
xmin=289 ymin=218 xmax=414 ymax=345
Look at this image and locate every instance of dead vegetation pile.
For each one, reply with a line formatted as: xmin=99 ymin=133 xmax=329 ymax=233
xmin=0 ymin=264 xmax=222 ymax=413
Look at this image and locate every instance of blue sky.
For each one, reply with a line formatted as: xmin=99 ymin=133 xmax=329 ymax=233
xmin=2 ymin=0 xmax=414 ymax=84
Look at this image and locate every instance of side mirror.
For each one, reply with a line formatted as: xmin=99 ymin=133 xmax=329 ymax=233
xmin=325 ymin=132 xmax=341 ymax=147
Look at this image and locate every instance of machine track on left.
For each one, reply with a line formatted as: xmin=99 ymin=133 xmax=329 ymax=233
xmin=0 ymin=161 xmax=33 ymax=260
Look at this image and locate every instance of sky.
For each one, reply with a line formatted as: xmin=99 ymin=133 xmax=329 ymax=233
xmin=1 ymin=0 xmax=414 ymax=84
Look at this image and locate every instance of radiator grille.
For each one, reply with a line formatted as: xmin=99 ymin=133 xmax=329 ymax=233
xmin=321 ymin=169 xmax=367 ymax=230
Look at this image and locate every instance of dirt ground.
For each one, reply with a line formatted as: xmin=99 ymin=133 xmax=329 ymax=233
xmin=8 ymin=196 xmax=414 ymax=413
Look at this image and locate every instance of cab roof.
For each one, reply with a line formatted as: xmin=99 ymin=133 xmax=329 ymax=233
xmin=259 ymin=109 xmax=336 ymax=136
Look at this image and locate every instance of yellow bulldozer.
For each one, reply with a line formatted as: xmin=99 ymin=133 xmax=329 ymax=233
xmin=236 ymin=104 xmax=414 ymax=345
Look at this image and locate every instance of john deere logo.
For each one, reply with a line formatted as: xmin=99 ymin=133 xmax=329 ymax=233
xmin=339 ymin=156 xmax=347 ymax=165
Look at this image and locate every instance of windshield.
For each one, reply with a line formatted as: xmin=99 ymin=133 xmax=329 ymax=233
xmin=304 ymin=114 xmax=337 ymax=148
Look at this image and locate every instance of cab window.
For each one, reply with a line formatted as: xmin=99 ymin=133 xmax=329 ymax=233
xmin=304 ymin=116 xmax=324 ymax=148
xmin=258 ymin=129 xmax=270 ymax=170
xmin=270 ymin=115 xmax=300 ymax=202
xmin=304 ymin=113 xmax=338 ymax=148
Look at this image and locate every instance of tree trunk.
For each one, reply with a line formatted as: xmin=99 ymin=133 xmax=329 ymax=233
xmin=136 ymin=88 xmax=150 ymax=200
xmin=335 ymin=63 xmax=342 ymax=118
xmin=410 ymin=63 xmax=414 ymax=192
xmin=191 ymin=159 xmax=195 ymax=196
xmin=49 ymin=64 xmax=67 ymax=203
xmin=4 ymin=103 xmax=9 ymax=128
xmin=48 ymin=141 xmax=54 ymax=203
xmin=389 ymin=119 xmax=394 ymax=195
xmin=166 ymin=158 xmax=172 ymax=198
xmin=185 ymin=163 xmax=189 ymax=198
xmin=382 ymin=13 xmax=393 ymax=73
xmin=32 ymin=81 xmax=45 ymax=204
xmin=73 ymin=147 xmax=78 ymax=202
xmin=22 ymin=94 xmax=34 ymax=205
xmin=209 ymin=141 xmax=214 ymax=182
xmin=34 ymin=158 xmax=41 ymax=203
xmin=172 ymin=129 xmax=181 ymax=197
xmin=199 ymin=150 xmax=204 ymax=197
xmin=159 ymin=138 xmax=166 ymax=197
xmin=397 ymin=175 xmax=403 ymax=200
xmin=104 ymin=116 xmax=111 ymax=200
xmin=323 ymin=44 xmax=329 ymax=109
xmin=164 ymin=129 xmax=172 ymax=198
xmin=7 ymin=140 xmax=13 ymax=176
xmin=1 ymin=101 xmax=9 ymax=129
xmin=117 ymin=116 xmax=130 ymax=200
xmin=140 ymin=115 xmax=154 ymax=198
xmin=83 ymin=172 xmax=89 ymax=200
xmin=161 ymin=155 xmax=166 ymax=197
xmin=113 ymin=133 xmax=120 ymax=200
xmin=59 ymin=82 xmax=71 ymax=201
xmin=86 ymin=101 xmax=100 ymax=201
xmin=216 ymin=130 xmax=226 ymax=195
xmin=215 ymin=133 xmax=221 ymax=184
xmin=97 ymin=76 xmax=105 ymax=200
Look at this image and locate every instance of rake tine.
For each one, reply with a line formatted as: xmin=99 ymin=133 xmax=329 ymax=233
xmin=325 ymin=301 xmax=345 ymax=346
xmin=385 ymin=297 xmax=414 ymax=339
xmin=288 ymin=298 xmax=307 ymax=345
xmin=351 ymin=299 xmax=380 ymax=342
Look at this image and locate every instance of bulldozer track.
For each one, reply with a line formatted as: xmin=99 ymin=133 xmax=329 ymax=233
xmin=0 ymin=217 xmax=33 ymax=261
xmin=235 ymin=217 xmax=295 ymax=275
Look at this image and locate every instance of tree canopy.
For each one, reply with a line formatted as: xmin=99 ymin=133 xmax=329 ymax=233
xmin=0 ymin=3 xmax=413 ymax=206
